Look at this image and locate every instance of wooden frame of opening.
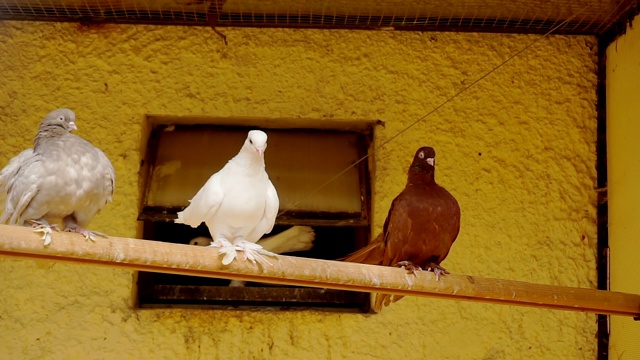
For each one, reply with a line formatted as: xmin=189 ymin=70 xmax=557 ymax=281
xmin=136 ymin=115 xmax=380 ymax=311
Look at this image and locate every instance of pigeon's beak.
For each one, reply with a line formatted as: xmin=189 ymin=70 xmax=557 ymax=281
xmin=256 ymin=148 xmax=264 ymax=157
xmin=427 ymin=158 xmax=434 ymax=166
xmin=69 ymin=121 xmax=78 ymax=131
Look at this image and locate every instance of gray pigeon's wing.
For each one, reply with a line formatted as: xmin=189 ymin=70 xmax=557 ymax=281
xmin=61 ymin=135 xmax=115 ymax=227
xmin=96 ymin=148 xmax=115 ymax=202
xmin=0 ymin=151 xmax=44 ymax=225
xmin=0 ymin=149 xmax=34 ymax=207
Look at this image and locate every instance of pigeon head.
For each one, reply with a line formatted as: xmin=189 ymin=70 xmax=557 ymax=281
xmin=40 ymin=108 xmax=77 ymax=132
xmin=408 ymin=146 xmax=436 ymax=182
xmin=189 ymin=236 xmax=212 ymax=246
xmin=34 ymin=109 xmax=78 ymax=149
xmin=245 ymin=130 xmax=268 ymax=157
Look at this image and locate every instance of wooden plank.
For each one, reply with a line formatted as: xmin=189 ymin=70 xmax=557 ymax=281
xmin=0 ymin=224 xmax=638 ymax=317
xmin=139 ymin=285 xmax=370 ymax=311
xmin=137 ymin=206 xmax=370 ymax=226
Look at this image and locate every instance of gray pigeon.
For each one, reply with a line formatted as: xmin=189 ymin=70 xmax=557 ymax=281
xmin=190 ymin=225 xmax=315 ymax=286
xmin=176 ymin=130 xmax=279 ymax=265
xmin=0 ymin=108 xmax=115 ymax=245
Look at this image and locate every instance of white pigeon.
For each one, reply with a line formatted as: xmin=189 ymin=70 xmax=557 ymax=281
xmin=0 ymin=108 xmax=115 ymax=245
xmin=176 ymin=130 xmax=279 ymax=266
xmin=190 ymin=225 xmax=315 ymax=286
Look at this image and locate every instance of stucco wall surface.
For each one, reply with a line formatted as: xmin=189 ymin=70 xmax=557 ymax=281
xmin=607 ymin=18 xmax=640 ymax=360
xmin=0 ymin=22 xmax=598 ymax=359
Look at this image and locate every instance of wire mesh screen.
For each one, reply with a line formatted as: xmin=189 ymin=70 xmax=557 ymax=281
xmin=0 ymin=0 xmax=638 ymax=35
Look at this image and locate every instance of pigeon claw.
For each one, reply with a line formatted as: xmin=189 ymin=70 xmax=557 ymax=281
xmin=394 ymin=260 xmax=422 ymax=276
xmin=65 ymin=227 xmax=108 ymax=241
xmin=32 ymin=225 xmax=55 ymax=246
xmin=219 ymin=245 xmax=239 ymax=265
xmin=211 ymin=239 xmax=278 ymax=266
xmin=210 ymin=239 xmax=239 ymax=265
xmin=210 ymin=238 xmax=234 ymax=248
xmin=29 ymin=219 xmax=61 ymax=231
xmin=426 ymin=263 xmax=449 ymax=281
xmin=30 ymin=220 xmax=61 ymax=246
xmin=236 ymin=240 xmax=277 ymax=266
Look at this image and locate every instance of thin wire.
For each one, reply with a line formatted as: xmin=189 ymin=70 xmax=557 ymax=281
xmin=277 ymin=5 xmax=591 ymax=218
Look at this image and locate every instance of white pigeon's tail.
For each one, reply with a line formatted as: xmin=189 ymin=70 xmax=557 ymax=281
xmin=257 ymin=226 xmax=315 ymax=254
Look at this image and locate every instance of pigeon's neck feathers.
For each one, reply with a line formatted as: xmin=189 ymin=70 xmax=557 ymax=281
xmin=228 ymin=144 xmax=265 ymax=173
xmin=407 ymin=163 xmax=435 ymax=186
xmin=34 ymin=124 xmax=70 ymax=150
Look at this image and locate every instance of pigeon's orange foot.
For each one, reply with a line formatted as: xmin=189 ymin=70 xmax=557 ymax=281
xmin=426 ymin=263 xmax=449 ymax=281
xmin=30 ymin=219 xmax=61 ymax=246
xmin=394 ymin=260 xmax=422 ymax=276
xmin=65 ymin=227 xmax=107 ymax=241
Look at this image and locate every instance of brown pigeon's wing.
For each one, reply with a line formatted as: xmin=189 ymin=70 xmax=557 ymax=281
xmin=370 ymin=194 xmax=413 ymax=312
xmin=382 ymin=193 xmax=412 ymax=266
xmin=428 ymin=187 xmax=461 ymax=264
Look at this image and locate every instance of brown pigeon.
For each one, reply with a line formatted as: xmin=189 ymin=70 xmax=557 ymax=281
xmin=343 ymin=146 xmax=460 ymax=312
xmin=0 ymin=108 xmax=115 ymax=245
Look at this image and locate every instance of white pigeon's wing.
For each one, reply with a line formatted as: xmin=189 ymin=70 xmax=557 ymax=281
xmin=0 ymin=149 xmax=34 ymax=207
xmin=262 ymin=179 xmax=279 ymax=233
xmin=246 ymin=179 xmax=279 ymax=241
xmin=175 ymin=172 xmax=224 ymax=228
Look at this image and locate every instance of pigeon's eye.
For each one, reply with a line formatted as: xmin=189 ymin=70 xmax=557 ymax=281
xmin=57 ymin=115 xmax=65 ymax=122
xmin=418 ymin=151 xmax=424 ymax=159
xmin=249 ymin=139 xmax=253 ymax=145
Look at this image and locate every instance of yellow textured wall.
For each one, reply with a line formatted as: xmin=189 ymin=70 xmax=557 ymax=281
xmin=0 ymin=22 xmax=598 ymax=359
xmin=607 ymin=18 xmax=640 ymax=360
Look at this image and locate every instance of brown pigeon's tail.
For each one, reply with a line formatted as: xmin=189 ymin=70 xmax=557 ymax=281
xmin=373 ymin=294 xmax=404 ymax=313
xmin=341 ymin=233 xmax=404 ymax=313
xmin=340 ymin=233 xmax=385 ymax=265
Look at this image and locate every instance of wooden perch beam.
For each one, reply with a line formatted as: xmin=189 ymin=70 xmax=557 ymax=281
xmin=0 ymin=224 xmax=638 ymax=317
